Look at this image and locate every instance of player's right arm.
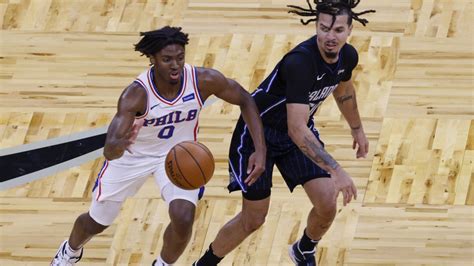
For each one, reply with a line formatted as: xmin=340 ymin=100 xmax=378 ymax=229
xmin=282 ymin=53 xmax=356 ymax=205
xmin=286 ymin=105 xmax=339 ymax=172
xmin=103 ymin=82 xmax=147 ymax=160
xmin=287 ymin=104 xmax=356 ymax=206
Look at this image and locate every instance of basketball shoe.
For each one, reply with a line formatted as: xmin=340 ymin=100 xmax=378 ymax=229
xmin=50 ymin=240 xmax=83 ymax=266
xmin=288 ymin=240 xmax=316 ymax=266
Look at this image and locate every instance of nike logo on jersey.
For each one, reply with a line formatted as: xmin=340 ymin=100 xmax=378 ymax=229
xmin=317 ymin=73 xmax=326 ymax=80
xmin=338 ymin=69 xmax=345 ymax=75
xmin=151 ymin=103 xmax=161 ymax=110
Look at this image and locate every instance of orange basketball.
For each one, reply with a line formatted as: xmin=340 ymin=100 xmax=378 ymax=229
xmin=165 ymin=141 xmax=215 ymax=190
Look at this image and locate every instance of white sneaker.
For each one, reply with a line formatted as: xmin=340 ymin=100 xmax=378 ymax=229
xmin=50 ymin=240 xmax=83 ymax=266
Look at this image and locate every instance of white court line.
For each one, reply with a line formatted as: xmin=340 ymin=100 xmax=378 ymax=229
xmin=0 ymin=127 xmax=107 ymax=156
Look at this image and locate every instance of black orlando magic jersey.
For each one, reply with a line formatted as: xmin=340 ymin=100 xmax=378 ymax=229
xmin=251 ymin=36 xmax=358 ymax=131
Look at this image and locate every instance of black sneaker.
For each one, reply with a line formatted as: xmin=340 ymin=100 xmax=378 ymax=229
xmin=288 ymin=241 xmax=316 ymax=266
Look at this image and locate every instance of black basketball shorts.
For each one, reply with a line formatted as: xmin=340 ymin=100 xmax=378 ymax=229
xmin=228 ymin=120 xmax=331 ymax=201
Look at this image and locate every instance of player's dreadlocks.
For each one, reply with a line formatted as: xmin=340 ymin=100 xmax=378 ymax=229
xmin=288 ymin=0 xmax=375 ymax=27
xmin=134 ymin=26 xmax=189 ymax=56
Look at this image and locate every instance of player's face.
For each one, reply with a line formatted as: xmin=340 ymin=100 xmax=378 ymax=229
xmin=316 ymin=13 xmax=352 ymax=60
xmin=151 ymin=44 xmax=185 ymax=85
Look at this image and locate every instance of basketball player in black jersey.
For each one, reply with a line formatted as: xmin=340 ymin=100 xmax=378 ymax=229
xmin=194 ymin=1 xmax=375 ymax=265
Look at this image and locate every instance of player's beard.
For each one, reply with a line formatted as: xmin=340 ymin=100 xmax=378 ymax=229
xmin=324 ymin=51 xmax=338 ymax=59
xmin=318 ymin=38 xmax=340 ymax=60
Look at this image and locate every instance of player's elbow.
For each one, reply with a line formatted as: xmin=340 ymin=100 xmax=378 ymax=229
xmin=289 ymin=124 xmax=312 ymax=150
xmin=103 ymin=146 xmax=122 ymax=161
xmin=103 ymin=150 xmax=116 ymax=161
xmin=288 ymin=123 xmax=303 ymax=144
xmin=237 ymin=90 xmax=254 ymax=109
xmin=103 ymin=152 xmax=114 ymax=161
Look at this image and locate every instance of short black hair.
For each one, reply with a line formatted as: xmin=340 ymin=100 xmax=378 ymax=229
xmin=288 ymin=0 xmax=376 ymax=27
xmin=134 ymin=26 xmax=189 ymax=56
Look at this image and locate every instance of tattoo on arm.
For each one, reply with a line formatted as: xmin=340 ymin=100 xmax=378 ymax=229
xmin=337 ymin=89 xmax=358 ymax=110
xmin=300 ymin=135 xmax=339 ymax=171
xmin=337 ymin=94 xmax=353 ymax=104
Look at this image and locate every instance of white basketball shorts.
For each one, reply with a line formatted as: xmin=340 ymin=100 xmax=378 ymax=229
xmin=89 ymin=154 xmax=201 ymax=226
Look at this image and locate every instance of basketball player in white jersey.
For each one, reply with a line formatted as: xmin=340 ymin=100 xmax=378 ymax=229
xmin=51 ymin=26 xmax=266 ymax=266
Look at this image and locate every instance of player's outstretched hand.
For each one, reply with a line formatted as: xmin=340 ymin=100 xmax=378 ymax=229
xmin=244 ymin=150 xmax=266 ymax=186
xmin=351 ymin=127 xmax=369 ymax=159
xmin=332 ymin=167 xmax=357 ymax=206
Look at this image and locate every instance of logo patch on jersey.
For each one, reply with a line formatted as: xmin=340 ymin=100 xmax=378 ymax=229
xmin=338 ymin=69 xmax=345 ymax=75
xmin=182 ymin=93 xmax=195 ymax=102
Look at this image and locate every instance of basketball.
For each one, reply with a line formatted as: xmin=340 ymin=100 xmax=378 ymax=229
xmin=165 ymin=141 xmax=215 ymax=190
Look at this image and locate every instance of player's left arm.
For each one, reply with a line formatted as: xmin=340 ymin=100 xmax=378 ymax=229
xmin=196 ymin=67 xmax=266 ymax=185
xmin=332 ymin=79 xmax=368 ymax=158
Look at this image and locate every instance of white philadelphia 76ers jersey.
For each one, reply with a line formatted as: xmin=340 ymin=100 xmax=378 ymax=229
xmin=121 ymin=63 xmax=204 ymax=160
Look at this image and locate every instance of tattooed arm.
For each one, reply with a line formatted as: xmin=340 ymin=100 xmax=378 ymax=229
xmin=333 ymin=80 xmax=362 ymax=130
xmin=287 ymin=103 xmax=340 ymax=172
xmin=287 ymin=103 xmax=356 ymax=205
xmin=333 ymin=80 xmax=369 ymax=158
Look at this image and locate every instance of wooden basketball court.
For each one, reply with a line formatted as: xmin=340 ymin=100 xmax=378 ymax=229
xmin=0 ymin=0 xmax=473 ymax=265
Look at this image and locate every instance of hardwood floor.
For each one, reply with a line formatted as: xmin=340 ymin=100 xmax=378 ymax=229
xmin=0 ymin=0 xmax=472 ymax=265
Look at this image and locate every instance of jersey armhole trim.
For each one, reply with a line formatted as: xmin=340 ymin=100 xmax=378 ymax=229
xmin=133 ymin=79 xmax=149 ymax=119
xmin=191 ymin=66 xmax=204 ymax=107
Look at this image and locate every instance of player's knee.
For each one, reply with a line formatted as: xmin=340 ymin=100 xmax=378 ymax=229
xmin=169 ymin=201 xmax=195 ymax=237
xmin=242 ymin=213 xmax=266 ymax=233
xmin=317 ymin=200 xmax=337 ymax=221
xmin=171 ymin=214 xmax=194 ymax=239
xmin=172 ymin=212 xmax=194 ymax=230
xmin=79 ymin=213 xmax=108 ymax=235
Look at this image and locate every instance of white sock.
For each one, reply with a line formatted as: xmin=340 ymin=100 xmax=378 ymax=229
xmin=155 ymin=255 xmax=172 ymax=266
xmin=65 ymin=241 xmax=81 ymax=256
